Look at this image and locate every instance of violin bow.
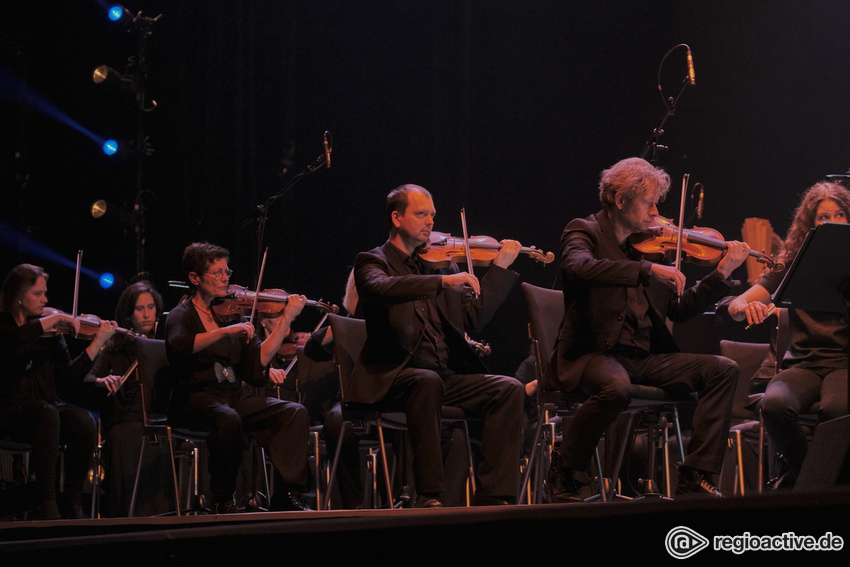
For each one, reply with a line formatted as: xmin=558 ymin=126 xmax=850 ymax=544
xmin=282 ymin=311 xmax=330 ymax=403
xmin=72 ymin=250 xmax=83 ymax=319
xmin=460 ymin=208 xmax=479 ymax=297
xmin=107 ymin=358 xmax=139 ymax=397
xmin=248 ymin=247 xmax=269 ymax=324
xmin=674 ymin=174 xmax=689 ymax=271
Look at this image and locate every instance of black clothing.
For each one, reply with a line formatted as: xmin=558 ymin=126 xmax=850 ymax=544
xmin=545 ymin=210 xmax=739 ymax=474
xmin=165 ymin=300 xmax=310 ymax=501
xmin=0 ymin=312 xmax=97 ymax=516
xmin=352 ymin=241 xmax=525 ymax=498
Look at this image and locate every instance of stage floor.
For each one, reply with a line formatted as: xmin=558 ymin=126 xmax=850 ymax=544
xmin=2 ymin=487 xmax=849 ymax=564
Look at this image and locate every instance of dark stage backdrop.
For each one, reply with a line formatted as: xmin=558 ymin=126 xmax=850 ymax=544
xmin=3 ymin=1 xmax=850 ymax=376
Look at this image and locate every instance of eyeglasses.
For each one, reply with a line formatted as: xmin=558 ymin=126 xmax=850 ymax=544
xmin=204 ymin=268 xmax=233 ymax=279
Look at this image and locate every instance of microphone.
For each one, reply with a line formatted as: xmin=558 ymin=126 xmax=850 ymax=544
xmin=323 ymin=131 xmax=332 ymax=169
xmin=686 ymin=47 xmax=696 ymax=86
xmin=695 ymin=183 xmax=704 ymax=219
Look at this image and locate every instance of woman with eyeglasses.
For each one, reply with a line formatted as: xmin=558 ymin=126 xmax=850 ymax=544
xmin=164 ymin=242 xmax=312 ymax=513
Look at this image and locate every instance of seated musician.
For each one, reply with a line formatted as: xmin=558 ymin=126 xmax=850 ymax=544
xmin=0 ymin=263 xmax=118 ymax=519
xmin=164 ymin=242 xmax=311 ymax=513
xmin=86 ymin=279 xmax=172 ymax=516
xmin=351 ymin=183 xmax=525 ymax=507
xmin=542 ymin=157 xmax=751 ymax=501
xmin=728 ymin=180 xmax=850 ymax=489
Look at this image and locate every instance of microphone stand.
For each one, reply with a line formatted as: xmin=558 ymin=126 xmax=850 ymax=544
xmin=639 ymin=43 xmax=694 ymax=165
xmin=242 ymin=149 xmax=328 ymax=283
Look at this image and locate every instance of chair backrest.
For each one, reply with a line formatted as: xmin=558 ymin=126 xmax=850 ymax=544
xmin=134 ymin=337 xmax=172 ymax=420
xmin=719 ymin=339 xmax=770 ymax=422
xmin=326 ymin=313 xmax=367 ymax=401
xmin=521 ymin=282 xmax=564 ymax=377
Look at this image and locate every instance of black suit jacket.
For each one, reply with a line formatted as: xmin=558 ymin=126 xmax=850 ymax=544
xmin=543 ymin=209 xmax=733 ymax=393
xmin=348 ymin=241 xmax=518 ymax=404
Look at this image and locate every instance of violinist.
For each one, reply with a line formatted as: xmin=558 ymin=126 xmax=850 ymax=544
xmin=352 ymin=184 xmax=525 ymax=507
xmin=728 ymin=181 xmax=850 ymax=490
xmin=165 ymin=242 xmax=311 ymax=513
xmin=261 ymin=270 xmax=367 ymax=509
xmin=0 ymin=263 xmax=118 ymax=519
xmin=542 ymin=157 xmax=751 ymax=502
xmin=85 ymin=280 xmax=171 ymax=517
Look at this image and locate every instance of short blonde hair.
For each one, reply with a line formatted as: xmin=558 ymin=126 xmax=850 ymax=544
xmin=599 ymin=157 xmax=670 ymax=210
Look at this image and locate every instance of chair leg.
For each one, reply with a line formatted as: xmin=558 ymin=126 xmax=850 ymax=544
xmin=461 ymin=421 xmax=477 ymax=500
xmin=90 ymin=419 xmax=103 ymax=519
xmin=374 ymin=418 xmax=395 ymax=508
xmin=128 ymin=438 xmax=147 ymax=517
xmin=516 ymin=411 xmax=547 ymax=504
xmin=165 ymin=428 xmax=182 ymax=517
xmin=323 ymin=421 xmax=347 ymax=510
xmin=758 ymin=411 xmax=765 ymax=495
xmin=310 ymin=431 xmax=322 ymax=511
xmin=604 ymin=411 xmax=636 ymax=501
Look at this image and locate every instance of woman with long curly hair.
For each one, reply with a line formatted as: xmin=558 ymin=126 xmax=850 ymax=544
xmin=729 ymin=180 xmax=850 ymax=489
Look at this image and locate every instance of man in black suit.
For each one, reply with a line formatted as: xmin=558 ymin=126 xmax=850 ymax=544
xmin=543 ymin=157 xmax=751 ymax=501
xmin=351 ymin=184 xmax=525 ymax=507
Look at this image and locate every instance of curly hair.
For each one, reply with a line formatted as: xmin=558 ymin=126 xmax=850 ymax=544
xmin=778 ymin=181 xmax=850 ymax=267
xmin=599 ymin=157 xmax=671 ymax=210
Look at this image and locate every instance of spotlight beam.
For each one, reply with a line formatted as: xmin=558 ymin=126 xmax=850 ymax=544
xmin=0 ymin=64 xmax=115 ymax=152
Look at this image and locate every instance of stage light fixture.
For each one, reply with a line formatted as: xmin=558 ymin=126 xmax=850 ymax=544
xmin=102 ymin=139 xmax=119 ymax=155
xmin=91 ymin=199 xmax=137 ymax=225
xmin=92 ymin=65 xmax=136 ymax=92
xmin=99 ymin=273 xmax=115 ymax=289
xmin=108 ymin=5 xmax=125 ymax=22
xmin=91 ymin=199 xmax=109 ymax=219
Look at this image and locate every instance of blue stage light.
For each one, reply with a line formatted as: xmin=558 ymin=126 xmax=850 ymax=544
xmin=108 ymin=5 xmax=124 ymax=22
xmin=102 ymin=139 xmax=118 ymax=155
xmin=99 ymin=273 xmax=115 ymax=289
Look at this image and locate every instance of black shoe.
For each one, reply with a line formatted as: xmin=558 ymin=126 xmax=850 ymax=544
xmin=675 ymin=464 xmax=722 ymax=498
xmin=767 ymin=454 xmax=799 ymax=491
xmin=414 ymin=494 xmax=443 ymax=508
xmin=270 ymin=490 xmax=311 ymax=512
xmin=472 ymin=494 xmax=513 ymax=506
xmin=545 ymin=453 xmax=585 ymax=503
xmin=212 ymin=494 xmax=238 ymax=514
xmin=767 ymin=470 xmax=797 ymax=491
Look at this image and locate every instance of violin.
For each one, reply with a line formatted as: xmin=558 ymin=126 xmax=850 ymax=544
xmin=211 ymin=284 xmax=339 ymax=321
xmin=630 ymin=216 xmax=782 ymax=270
xmin=275 ymin=331 xmax=310 ymax=359
xmin=418 ymin=231 xmax=555 ymax=269
xmin=41 ymin=307 xmax=135 ymax=340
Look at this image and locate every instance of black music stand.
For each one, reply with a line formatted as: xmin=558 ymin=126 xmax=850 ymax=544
xmin=772 ymin=222 xmax=850 ymax=409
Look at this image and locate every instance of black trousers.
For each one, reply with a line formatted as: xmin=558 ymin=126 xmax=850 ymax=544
xmin=383 ymin=368 xmax=525 ymax=498
xmin=761 ymin=365 xmax=848 ymax=474
xmin=5 ymin=400 xmax=96 ymax=508
xmin=559 ymin=351 xmax=738 ymax=474
xmin=170 ymin=387 xmax=310 ymax=499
